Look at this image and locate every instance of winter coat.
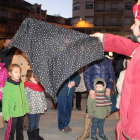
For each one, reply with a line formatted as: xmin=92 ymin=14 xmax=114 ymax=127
xmin=104 ymin=33 xmax=140 ymax=140
xmin=57 ymin=72 xmax=81 ymax=96
xmin=12 ymin=55 xmax=31 ymax=82
xmin=75 ymin=73 xmax=87 ymax=92
xmin=0 ymin=63 xmax=8 ymax=100
xmin=116 ymin=70 xmax=126 ymax=109
xmin=0 ymin=47 xmax=17 ymax=69
xmin=2 ymin=78 xmax=30 ymax=121
xmin=84 ymin=57 xmax=115 ymax=92
xmin=87 ymin=96 xmax=111 ymax=119
xmin=25 ymin=84 xmax=47 ymax=114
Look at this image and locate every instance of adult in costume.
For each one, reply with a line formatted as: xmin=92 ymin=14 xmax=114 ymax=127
xmin=90 ymin=0 xmax=140 ymax=139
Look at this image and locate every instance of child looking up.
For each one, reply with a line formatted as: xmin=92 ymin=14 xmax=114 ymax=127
xmin=25 ymin=70 xmax=47 ymax=140
xmin=87 ymin=78 xmax=112 ymax=140
xmin=2 ymin=64 xmax=30 ymax=140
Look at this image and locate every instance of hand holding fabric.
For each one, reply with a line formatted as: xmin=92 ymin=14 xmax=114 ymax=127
xmin=90 ymin=32 xmax=104 ymax=43
xmin=105 ymin=88 xmax=111 ymax=96
xmin=88 ymin=114 xmax=94 ymax=119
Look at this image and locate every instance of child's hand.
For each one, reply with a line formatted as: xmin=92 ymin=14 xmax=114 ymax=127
xmin=105 ymin=88 xmax=111 ymax=96
xmin=5 ymin=120 xmax=9 ymax=122
xmin=44 ymin=108 xmax=47 ymax=111
xmin=68 ymin=81 xmax=75 ymax=88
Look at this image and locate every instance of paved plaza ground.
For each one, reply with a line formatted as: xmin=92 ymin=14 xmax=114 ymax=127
xmin=0 ymin=93 xmax=119 ymax=140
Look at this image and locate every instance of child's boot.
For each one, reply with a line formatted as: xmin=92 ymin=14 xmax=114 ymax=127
xmin=0 ymin=113 xmax=4 ymax=129
xmin=27 ymin=131 xmax=34 ymax=140
xmin=33 ymin=128 xmax=44 ymax=140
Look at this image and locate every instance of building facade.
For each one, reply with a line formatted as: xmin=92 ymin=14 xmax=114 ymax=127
xmin=0 ymin=0 xmax=47 ymax=40
xmin=72 ymin=0 xmax=136 ymax=36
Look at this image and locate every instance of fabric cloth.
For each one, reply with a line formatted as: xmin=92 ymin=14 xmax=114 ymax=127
xmin=0 ymin=63 xmax=8 ymax=100
xmin=7 ymin=18 xmax=104 ymax=100
xmin=104 ymin=33 xmax=140 ymax=139
xmin=5 ymin=116 xmax=24 ymax=140
xmin=25 ymin=86 xmax=47 ymax=114
xmin=2 ymin=78 xmax=30 ymax=121
xmin=27 ymin=113 xmax=40 ymax=131
xmin=57 ymin=95 xmax=73 ymax=130
xmin=84 ymin=57 xmax=115 ymax=92
xmin=91 ymin=117 xmax=105 ymax=138
xmin=12 ymin=55 xmax=31 ymax=83
xmin=116 ymin=70 xmax=126 ymax=109
xmin=24 ymin=82 xmax=44 ymax=92
xmin=57 ymin=72 xmax=80 ymax=96
xmin=87 ymin=96 xmax=111 ymax=119
xmin=0 ymin=47 xmax=17 ymax=70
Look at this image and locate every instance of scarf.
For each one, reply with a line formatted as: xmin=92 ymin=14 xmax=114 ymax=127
xmin=95 ymin=92 xmax=112 ymax=107
xmin=24 ymin=81 xmax=44 ymax=92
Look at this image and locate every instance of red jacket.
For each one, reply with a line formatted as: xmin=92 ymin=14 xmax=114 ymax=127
xmin=104 ymin=34 xmax=140 ymax=140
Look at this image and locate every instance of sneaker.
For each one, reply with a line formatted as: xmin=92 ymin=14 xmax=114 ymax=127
xmin=91 ymin=136 xmax=98 ymax=140
xmin=65 ymin=126 xmax=72 ymax=132
xmin=59 ymin=128 xmax=69 ymax=133
xmin=99 ymin=134 xmax=108 ymax=140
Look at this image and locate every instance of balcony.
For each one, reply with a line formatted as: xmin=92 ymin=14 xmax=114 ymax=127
xmin=0 ymin=17 xmax=24 ymax=23
xmin=94 ymin=22 xmax=122 ymax=27
xmin=94 ymin=8 xmax=123 ymax=14
xmin=0 ymin=31 xmax=15 ymax=37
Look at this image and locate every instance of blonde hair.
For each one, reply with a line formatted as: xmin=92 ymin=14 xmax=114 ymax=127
xmin=8 ymin=64 xmax=21 ymax=73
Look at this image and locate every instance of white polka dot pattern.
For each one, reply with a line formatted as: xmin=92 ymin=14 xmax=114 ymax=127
xmin=8 ymin=18 xmax=104 ymax=101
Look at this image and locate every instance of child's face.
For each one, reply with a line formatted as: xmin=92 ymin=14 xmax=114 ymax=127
xmin=9 ymin=67 xmax=21 ymax=81
xmin=30 ymin=74 xmax=38 ymax=84
xmin=95 ymin=84 xmax=104 ymax=91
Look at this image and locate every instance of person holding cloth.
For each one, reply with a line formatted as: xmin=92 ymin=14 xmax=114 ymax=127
xmin=90 ymin=0 xmax=140 ymax=139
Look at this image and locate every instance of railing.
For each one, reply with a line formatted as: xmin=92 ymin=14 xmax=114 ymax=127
xmin=0 ymin=31 xmax=15 ymax=37
xmin=94 ymin=8 xmax=123 ymax=13
xmin=94 ymin=22 xmax=122 ymax=26
xmin=0 ymin=17 xmax=24 ymax=23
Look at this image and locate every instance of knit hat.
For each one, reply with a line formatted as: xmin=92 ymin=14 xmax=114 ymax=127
xmin=133 ymin=0 xmax=140 ymax=20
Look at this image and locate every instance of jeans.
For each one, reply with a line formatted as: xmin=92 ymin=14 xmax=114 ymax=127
xmin=57 ymin=95 xmax=73 ymax=130
xmin=27 ymin=114 xmax=40 ymax=131
xmin=91 ymin=117 xmax=105 ymax=138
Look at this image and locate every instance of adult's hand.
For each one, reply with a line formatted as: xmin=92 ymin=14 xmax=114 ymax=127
xmin=90 ymin=32 xmax=104 ymax=43
xmin=68 ymin=81 xmax=75 ymax=88
xmin=89 ymin=90 xmax=96 ymax=99
xmin=105 ymin=88 xmax=111 ymax=96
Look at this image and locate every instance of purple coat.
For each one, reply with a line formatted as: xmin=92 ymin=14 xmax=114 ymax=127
xmin=0 ymin=63 xmax=8 ymax=100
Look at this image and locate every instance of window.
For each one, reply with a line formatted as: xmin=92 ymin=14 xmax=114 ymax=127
xmin=124 ymin=17 xmax=131 ymax=24
xmin=16 ymin=13 xmax=19 ymax=19
xmin=8 ymin=26 xmax=11 ymax=33
xmin=72 ymin=17 xmax=79 ymax=24
xmin=111 ymin=3 xmax=118 ymax=10
xmin=73 ymin=3 xmax=80 ymax=10
xmin=125 ymin=3 xmax=132 ymax=10
xmin=37 ymin=7 xmax=40 ymax=13
xmin=95 ymin=3 xmax=104 ymax=11
xmin=86 ymin=3 xmax=94 ymax=9
xmin=110 ymin=17 xmax=117 ymax=25
xmin=85 ymin=17 xmax=94 ymax=23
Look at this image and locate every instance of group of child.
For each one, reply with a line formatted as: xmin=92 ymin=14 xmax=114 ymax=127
xmin=0 ymin=59 xmax=112 ymax=140
xmin=1 ymin=63 xmax=47 ymax=140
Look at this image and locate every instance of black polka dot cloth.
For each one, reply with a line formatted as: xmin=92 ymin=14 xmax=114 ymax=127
xmin=8 ymin=18 xmax=104 ymax=101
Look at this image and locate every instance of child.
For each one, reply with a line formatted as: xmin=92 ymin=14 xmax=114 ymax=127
xmin=57 ymin=72 xmax=80 ymax=132
xmin=0 ymin=59 xmax=8 ymax=129
xmin=24 ymin=70 xmax=47 ymax=140
xmin=87 ymin=78 xmax=112 ymax=140
xmin=2 ymin=64 xmax=30 ymax=140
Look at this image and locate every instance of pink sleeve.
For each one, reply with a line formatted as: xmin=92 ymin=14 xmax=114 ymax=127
xmin=104 ymin=34 xmax=139 ymax=56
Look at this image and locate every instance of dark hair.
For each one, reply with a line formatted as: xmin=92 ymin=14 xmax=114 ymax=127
xmin=26 ymin=70 xmax=33 ymax=81
xmin=95 ymin=81 xmax=104 ymax=86
xmin=4 ymin=37 xmax=11 ymax=43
